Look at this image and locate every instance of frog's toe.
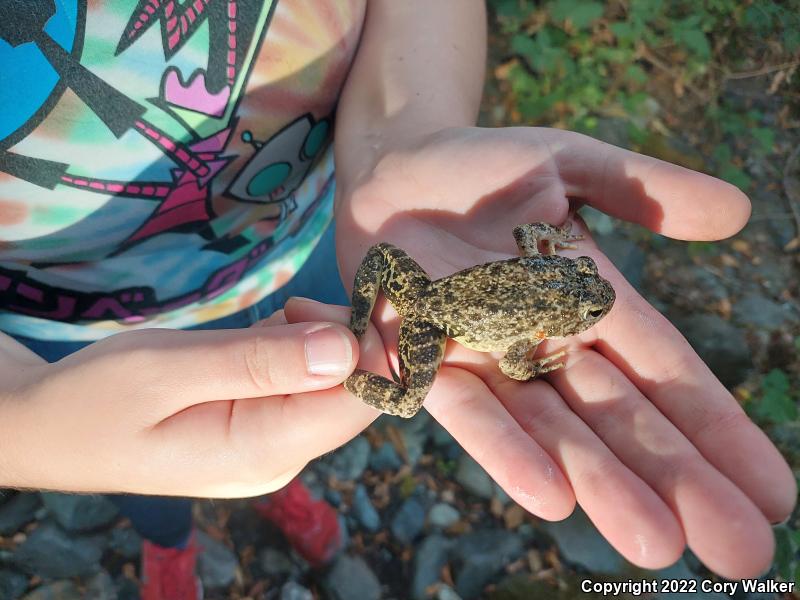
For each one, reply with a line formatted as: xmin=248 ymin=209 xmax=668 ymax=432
xmin=533 ymin=350 xmax=567 ymax=375
xmin=499 ymin=349 xmax=567 ymax=380
xmin=513 ymin=222 xmax=584 ymax=256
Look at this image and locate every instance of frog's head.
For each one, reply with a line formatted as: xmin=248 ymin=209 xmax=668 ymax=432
xmin=563 ymin=256 xmax=616 ymax=335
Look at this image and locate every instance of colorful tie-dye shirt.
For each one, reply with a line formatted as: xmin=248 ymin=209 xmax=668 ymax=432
xmin=0 ymin=0 xmax=364 ymax=340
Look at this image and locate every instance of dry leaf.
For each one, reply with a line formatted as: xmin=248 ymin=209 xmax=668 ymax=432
xmin=503 ymin=504 xmax=526 ymax=529
xmin=527 ymin=549 xmax=543 ymax=573
xmin=490 ymin=497 xmax=504 ymax=518
xmin=731 ymin=239 xmax=751 ymax=255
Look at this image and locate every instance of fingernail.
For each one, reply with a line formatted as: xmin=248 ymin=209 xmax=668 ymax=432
xmin=305 ymin=326 xmax=352 ymax=376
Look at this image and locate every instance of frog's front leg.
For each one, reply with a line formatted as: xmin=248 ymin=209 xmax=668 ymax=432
xmin=349 ymin=242 xmax=431 ymax=338
xmin=513 ymin=222 xmax=583 ymax=257
xmin=344 ymin=319 xmax=446 ymax=418
xmin=499 ymin=338 xmax=566 ymax=380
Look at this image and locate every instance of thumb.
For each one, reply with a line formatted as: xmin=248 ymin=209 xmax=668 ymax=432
xmin=58 ymin=316 xmax=359 ymax=420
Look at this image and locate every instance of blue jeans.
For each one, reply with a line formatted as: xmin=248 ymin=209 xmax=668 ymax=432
xmin=6 ymin=221 xmax=350 ymax=548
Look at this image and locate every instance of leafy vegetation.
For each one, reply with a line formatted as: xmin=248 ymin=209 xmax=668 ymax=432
xmin=749 ymin=369 xmax=798 ymax=424
xmin=487 ymin=0 xmax=800 ymax=189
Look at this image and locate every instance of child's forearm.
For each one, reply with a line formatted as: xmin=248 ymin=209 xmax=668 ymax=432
xmin=334 ymin=1 xmax=487 ymax=190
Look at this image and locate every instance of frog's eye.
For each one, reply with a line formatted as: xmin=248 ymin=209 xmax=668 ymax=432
xmin=581 ymin=307 xmax=605 ymax=320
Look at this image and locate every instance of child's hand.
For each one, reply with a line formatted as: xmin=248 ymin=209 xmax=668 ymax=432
xmin=333 ymin=126 xmax=796 ymax=579
xmin=0 ymin=301 xmax=381 ymax=497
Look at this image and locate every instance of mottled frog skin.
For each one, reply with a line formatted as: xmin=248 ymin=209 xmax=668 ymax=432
xmin=344 ymin=223 xmax=616 ymax=418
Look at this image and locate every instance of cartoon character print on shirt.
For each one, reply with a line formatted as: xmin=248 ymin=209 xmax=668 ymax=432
xmin=1 ymin=0 xmax=330 ymax=250
xmin=0 ymin=0 xmax=354 ymax=323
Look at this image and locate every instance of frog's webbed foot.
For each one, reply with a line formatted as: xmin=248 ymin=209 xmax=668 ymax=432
xmin=344 ymin=319 xmax=446 ymax=418
xmin=513 ymin=222 xmax=584 ymax=257
xmin=499 ymin=338 xmax=566 ymax=381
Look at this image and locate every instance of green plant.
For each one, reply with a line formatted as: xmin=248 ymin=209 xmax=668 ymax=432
xmin=488 ymin=0 xmax=799 ymax=189
xmin=749 ymin=369 xmax=798 ymax=424
xmin=774 ymin=524 xmax=800 ymax=586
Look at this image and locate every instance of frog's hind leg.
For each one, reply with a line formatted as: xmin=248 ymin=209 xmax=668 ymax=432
xmin=345 ymin=319 xmax=446 ymax=418
xmin=513 ymin=223 xmax=584 ymax=256
xmin=499 ymin=338 xmax=566 ymax=380
xmin=349 ymin=243 xmax=431 ymax=338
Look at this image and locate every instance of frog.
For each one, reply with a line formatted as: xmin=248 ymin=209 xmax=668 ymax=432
xmin=344 ymin=222 xmax=616 ymax=418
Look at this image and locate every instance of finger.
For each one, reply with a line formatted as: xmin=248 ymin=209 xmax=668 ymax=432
xmin=402 ymin=127 xmax=749 ymax=241
xmin=493 ymin=375 xmax=685 ymax=569
xmin=425 ymin=366 xmax=576 ymax=521
xmin=558 ymin=225 xmax=797 ymax=525
xmin=549 ymin=348 xmax=775 ymax=578
xmin=59 ymin=308 xmax=360 ymax=417
xmin=535 ymin=128 xmax=751 ymax=240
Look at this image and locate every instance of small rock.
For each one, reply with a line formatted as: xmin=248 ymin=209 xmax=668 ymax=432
xmin=517 ymin=523 xmax=536 ymax=543
xmin=437 ymin=585 xmax=463 ymax=600
xmin=671 ymin=313 xmax=753 ymax=388
xmin=108 ymin=528 xmax=142 ymax=559
xmin=765 ymin=203 xmax=796 ymax=248
xmin=454 ymin=454 xmax=493 ymax=500
xmin=594 ymin=233 xmax=645 ymax=291
xmin=430 ymin=421 xmax=457 ymax=448
xmin=351 ymin=485 xmax=380 ymax=533
xmin=324 ymin=489 xmax=342 ymax=508
xmin=19 ymin=581 xmax=80 ymax=600
xmin=324 ymin=555 xmax=381 ymax=600
xmin=731 ymin=293 xmax=795 ymax=329
xmin=300 ymin=469 xmax=325 ymax=500
xmin=540 ymin=508 xmax=624 ymax=574
xmin=84 ymin=571 xmax=115 ymax=600
xmin=328 ymin=436 xmax=371 ymax=481
xmin=114 ymin=575 xmax=139 ymax=600
xmin=0 ymin=494 xmax=40 ymax=536
xmin=580 ymin=206 xmax=616 ymax=236
xmin=451 ymin=530 xmax=524 ymax=600
xmin=13 ymin=521 xmax=103 ymax=579
xmin=391 ymin=496 xmax=426 ymax=545
xmin=411 ymin=535 xmax=454 ymax=600
xmin=258 ymin=547 xmax=294 ymax=578
xmin=427 ymin=503 xmax=460 ymax=529
xmin=369 ymin=442 xmax=403 ymax=472
xmin=0 ymin=568 xmax=28 ymax=600
xmin=401 ymin=429 xmax=427 ymax=468
xmin=492 ymin=483 xmax=510 ymax=507
xmin=195 ymin=530 xmax=238 ymax=589
xmin=337 ymin=514 xmax=350 ymax=551
xmin=280 ymin=581 xmax=313 ymax=600
xmin=40 ymin=494 xmax=118 ymax=533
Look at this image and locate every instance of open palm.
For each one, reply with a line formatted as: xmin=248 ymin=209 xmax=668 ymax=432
xmin=332 ymin=127 xmax=796 ymax=579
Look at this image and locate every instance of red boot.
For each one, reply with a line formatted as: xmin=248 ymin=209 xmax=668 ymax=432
xmin=140 ymin=531 xmax=203 ymax=600
xmin=253 ymin=478 xmax=342 ymax=567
